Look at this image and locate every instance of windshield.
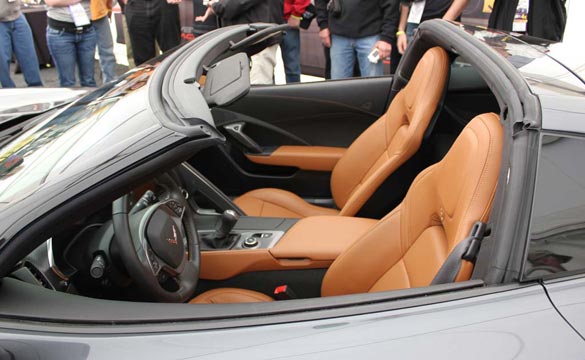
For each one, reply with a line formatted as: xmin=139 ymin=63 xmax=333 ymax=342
xmin=0 ymin=65 xmax=159 ymax=205
xmin=460 ymin=25 xmax=585 ymax=96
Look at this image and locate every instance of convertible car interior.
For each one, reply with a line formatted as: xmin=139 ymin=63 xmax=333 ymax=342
xmin=232 ymin=46 xmax=450 ymax=218
xmin=5 ymin=21 xmax=513 ymax=310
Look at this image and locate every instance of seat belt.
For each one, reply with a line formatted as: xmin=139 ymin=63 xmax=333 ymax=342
xmin=431 ymin=221 xmax=487 ymax=285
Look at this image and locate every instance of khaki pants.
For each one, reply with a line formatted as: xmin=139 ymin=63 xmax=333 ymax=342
xmin=250 ymin=44 xmax=278 ymax=85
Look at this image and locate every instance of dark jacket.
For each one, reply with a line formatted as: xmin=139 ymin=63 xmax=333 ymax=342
xmin=212 ymin=0 xmax=284 ymax=26
xmin=193 ymin=0 xmax=218 ymax=36
xmin=315 ymin=0 xmax=399 ymax=43
xmin=211 ymin=0 xmax=284 ymax=46
xmin=488 ymin=0 xmax=567 ymax=42
xmin=526 ymin=0 xmax=566 ymax=42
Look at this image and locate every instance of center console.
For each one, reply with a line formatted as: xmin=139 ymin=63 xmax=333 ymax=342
xmin=196 ymin=214 xmax=377 ymax=280
xmin=179 ymin=162 xmax=378 ymax=282
xmin=196 ymin=214 xmax=298 ymax=251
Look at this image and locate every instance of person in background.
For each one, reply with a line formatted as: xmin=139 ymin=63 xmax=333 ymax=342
xmin=192 ymin=0 xmax=217 ymax=37
xmin=196 ymin=0 xmax=283 ymax=85
xmin=0 ymin=0 xmax=43 ymax=88
xmin=91 ymin=0 xmax=116 ymax=83
xmin=124 ymin=0 xmax=181 ymax=65
xmin=315 ymin=0 xmax=398 ymax=80
xmin=397 ymin=0 xmax=468 ymax=54
xmin=45 ymin=0 xmax=97 ymax=87
xmin=281 ymin=0 xmax=310 ymax=83
xmin=117 ymin=0 xmax=135 ymax=68
xmin=489 ymin=0 xmax=566 ymax=42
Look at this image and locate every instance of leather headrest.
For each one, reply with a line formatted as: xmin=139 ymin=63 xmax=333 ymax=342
xmin=402 ymin=47 xmax=449 ymax=117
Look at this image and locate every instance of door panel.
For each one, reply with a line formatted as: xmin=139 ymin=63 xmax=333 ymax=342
xmin=189 ymin=77 xmax=394 ymax=199
xmin=218 ymin=76 xmax=394 ymax=147
xmin=189 ymin=64 xmax=501 ymax=214
xmin=189 ymin=145 xmax=334 ymax=198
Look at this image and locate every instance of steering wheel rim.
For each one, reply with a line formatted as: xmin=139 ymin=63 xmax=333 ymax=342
xmin=112 ymin=174 xmax=200 ymax=302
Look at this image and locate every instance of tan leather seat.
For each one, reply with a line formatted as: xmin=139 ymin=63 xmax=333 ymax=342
xmin=190 ymin=288 xmax=274 ymax=304
xmin=190 ymin=113 xmax=503 ymax=304
xmin=234 ymin=47 xmax=450 ymax=218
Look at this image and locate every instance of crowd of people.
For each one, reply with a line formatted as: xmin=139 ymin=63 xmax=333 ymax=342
xmin=3 ymin=0 xmax=555 ymax=89
xmin=1 ymin=0 xmax=183 ymax=88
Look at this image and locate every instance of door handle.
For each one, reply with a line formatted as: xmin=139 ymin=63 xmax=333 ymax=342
xmin=223 ymin=122 xmax=263 ymax=154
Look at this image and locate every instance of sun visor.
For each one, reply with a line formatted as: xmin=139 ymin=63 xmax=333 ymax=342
xmin=202 ymin=52 xmax=250 ymax=107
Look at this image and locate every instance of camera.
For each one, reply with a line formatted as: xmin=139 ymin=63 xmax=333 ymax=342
xmin=368 ymin=48 xmax=380 ymax=63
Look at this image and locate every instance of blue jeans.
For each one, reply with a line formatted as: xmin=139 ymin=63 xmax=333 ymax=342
xmin=330 ymin=34 xmax=382 ymax=80
xmin=46 ymin=25 xmax=97 ymax=87
xmin=0 ymin=15 xmax=42 ymax=88
xmin=93 ymin=16 xmax=117 ymax=83
xmin=280 ymin=28 xmax=301 ymax=83
xmin=406 ymin=22 xmax=419 ymax=44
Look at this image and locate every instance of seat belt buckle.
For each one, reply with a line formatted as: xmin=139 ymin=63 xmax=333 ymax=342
xmin=462 ymin=221 xmax=487 ymax=262
xmin=274 ymin=285 xmax=297 ymax=300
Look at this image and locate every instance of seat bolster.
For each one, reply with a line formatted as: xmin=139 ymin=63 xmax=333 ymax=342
xmin=189 ymin=288 xmax=274 ymax=304
xmin=234 ymin=188 xmax=339 ymax=218
xmin=321 ymin=207 xmax=405 ymax=297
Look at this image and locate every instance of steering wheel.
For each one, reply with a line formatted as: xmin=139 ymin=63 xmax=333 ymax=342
xmin=112 ymin=174 xmax=200 ymax=302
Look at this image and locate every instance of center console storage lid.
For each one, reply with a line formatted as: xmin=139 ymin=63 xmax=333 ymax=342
xmin=269 ymin=216 xmax=377 ymax=261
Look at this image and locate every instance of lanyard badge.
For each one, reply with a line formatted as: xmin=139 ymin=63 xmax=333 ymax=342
xmin=69 ymin=3 xmax=91 ymax=27
xmin=407 ymin=0 xmax=426 ymax=24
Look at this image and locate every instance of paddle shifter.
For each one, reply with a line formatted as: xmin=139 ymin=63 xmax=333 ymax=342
xmin=215 ymin=210 xmax=239 ymax=240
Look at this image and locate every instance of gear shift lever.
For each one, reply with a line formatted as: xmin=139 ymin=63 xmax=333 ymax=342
xmin=214 ymin=210 xmax=239 ymax=240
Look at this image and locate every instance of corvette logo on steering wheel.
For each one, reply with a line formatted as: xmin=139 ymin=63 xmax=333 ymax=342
xmin=167 ymin=225 xmax=178 ymax=245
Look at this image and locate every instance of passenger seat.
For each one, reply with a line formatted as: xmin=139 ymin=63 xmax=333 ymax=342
xmin=190 ymin=112 xmax=503 ymax=303
xmin=234 ymin=47 xmax=450 ymax=218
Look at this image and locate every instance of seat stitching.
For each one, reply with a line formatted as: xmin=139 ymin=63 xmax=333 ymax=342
xmin=404 ymin=259 xmax=412 ymax=288
xmin=259 ymin=197 xmax=266 ymax=216
xmin=402 ymin=165 xmax=436 ymax=251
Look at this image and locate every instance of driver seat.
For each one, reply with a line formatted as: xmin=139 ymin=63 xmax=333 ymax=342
xmin=190 ymin=113 xmax=503 ymax=304
xmin=234 ymin=47 xmax=450 ymax=218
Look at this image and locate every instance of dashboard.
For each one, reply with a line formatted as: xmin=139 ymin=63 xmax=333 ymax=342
xmin=11 ymin=176 xmax=183 ymax=301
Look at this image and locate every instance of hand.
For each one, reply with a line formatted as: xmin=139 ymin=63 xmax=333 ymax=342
xmin=319 ymin=28 xmax=331 ymax=48
xmin=397 ymin=33 xmax=408 ymax=55
xmin=287 ymin=16 xmax=301 ymax=29
xmin=374 ymin=40 xmax=391 ymax=59
xmin=195 ymin=6 xmax=215 ymax=22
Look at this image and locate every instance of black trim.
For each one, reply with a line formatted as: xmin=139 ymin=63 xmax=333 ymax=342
xmin=0 ymin=279 xmax=546 ymax=335
xmin=178 ymin=162 xmax=245 ymax=215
